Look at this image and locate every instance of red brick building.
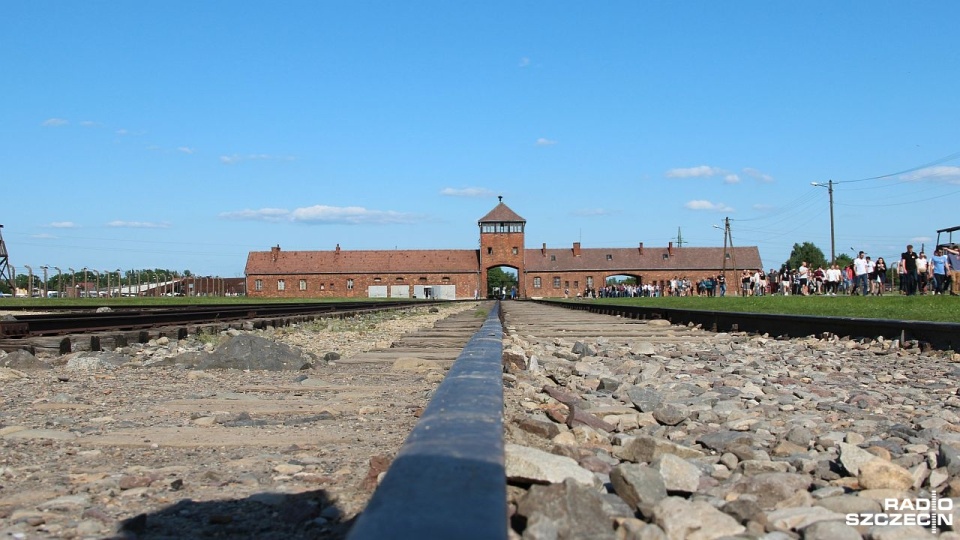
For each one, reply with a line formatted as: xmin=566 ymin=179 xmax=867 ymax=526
xmin=244 ymin=199 xmax=763 ymax=299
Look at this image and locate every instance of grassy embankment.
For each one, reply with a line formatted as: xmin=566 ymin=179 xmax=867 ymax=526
xmin=565 ymin=295 xmax=960 ymax=323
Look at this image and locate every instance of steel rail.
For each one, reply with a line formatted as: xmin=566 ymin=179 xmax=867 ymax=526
xmin=534 ymin=300 xmax=960 ymax=351
xmin=0 ymin=301 xmax=443 ymax=338
xmin=348 ymin=301 xmax=506 ymax=540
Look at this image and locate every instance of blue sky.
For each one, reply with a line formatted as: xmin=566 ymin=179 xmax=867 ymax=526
xmin=3 ymin=2 xmax=959 ymax=278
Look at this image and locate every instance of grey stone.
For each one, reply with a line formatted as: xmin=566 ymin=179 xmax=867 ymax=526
xmin=784 ymin=426 xmax=815 ymax=447
xmin=625 ymin=386 xmax=663 ymax=412
xmin=815 ymin=495 xmax=881 ymax=515
xmin=651 ymin=454 xmax=700 ymax=493
xmin=652 ymin=403 xmax=690 ymax=426
xmin=196 ymin=335 xmax=309 ymax=371
xmin=0 ymin=349 xmax=50 ymax=370
xmin=652 ymin=496 xmax=745 ymax=540
xmin=697 ymin=431 xmax=756 ymax=453
xmin=802 ymin=520 xmax=862 ymax=540
xmin=839 ymin=442 xmax=880 ymax=476
xmin=516 ymin=478 xmax=616 ymax=540
xmin=617 ymin=435 xmax=704 ymax=463
xmin=505 ymin=443 xmax=599 ymax=487
xmin=731 ymin=473 xmax=812 ymax=510
xmin=609 ymin=463 xmax=667 ymax=510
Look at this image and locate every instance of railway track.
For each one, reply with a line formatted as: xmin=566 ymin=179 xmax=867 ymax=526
xmin=0 ymin=300 xmax=445 ymax=354
xmin=3 ymin=300 xmax=957 ymax=538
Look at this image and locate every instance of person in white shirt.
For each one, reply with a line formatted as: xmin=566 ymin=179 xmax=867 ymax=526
xmin=853 ymin=251 xmax=869 ymax=296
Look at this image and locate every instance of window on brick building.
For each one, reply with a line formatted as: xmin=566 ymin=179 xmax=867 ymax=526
xmin=299 ymin=279 xmax=307 ymax=291
xmin=550 ymin=255 xmax=556 ymax=261
xmin=277 ymin=279 xmax=285 ymax=291
xmin=533 ymin=277 xmax=541 ymax=288
xmin=487 ymin=247 xmax=493 ymax=255
xmin=553 ymin=277 xmax=561 ymax=288
xmin=396 ymin=277 xmax=403 ymax=282
xmin=255 ymin=279 xmax=263 ymax=291
xmin=586 ymin=276 xmax=594 ymax=288
xmin=512 ymin=247 xmax=518 ymax=255
xmin=374 ymin=277 xmax=381 ymax=282
xmin=347 ymin=279 xmax=354 ymax=289
xmin=419 ymin=277 xmax=427 ymax=282
xmin=606 ymin=254 xmax=613 ymax=260
xmin=564 ymin=280 xmax=569 ymax=288
xmin=442 ymin=277 xmax=450 ymax=283
xmin=574 ymin=281 xmax=579 ymax=289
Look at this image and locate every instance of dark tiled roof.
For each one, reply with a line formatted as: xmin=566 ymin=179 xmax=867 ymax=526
xmin=478 ymin=202 xmax=525 ymax=224
xmin=245 ymin=248 xmax=480 ymax=275
xmin=525 ymin=246 xmax=762 ymax=273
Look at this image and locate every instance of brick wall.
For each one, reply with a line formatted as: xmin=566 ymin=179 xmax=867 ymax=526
xmin=245 ymin=272 xmax=481 ymax=299
xmin=480 ymin=230 xmax=525 ymax=297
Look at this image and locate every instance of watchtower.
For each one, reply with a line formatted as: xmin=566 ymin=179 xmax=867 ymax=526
xmin=478 ymin=197 xmax=526 ymax=298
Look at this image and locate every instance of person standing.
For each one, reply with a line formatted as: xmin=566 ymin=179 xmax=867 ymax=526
xmin=853 ymin=251 xmax=870 ymax=296
xmin=901 ymin=245 xmax=919 ymax=296
xmin=930 ymin=249 xmax=951 ymax=294
xmin=874 ymin=257 xmax=887 ymax=296
xmin=917 ymin=252 xmax=930 ymax=294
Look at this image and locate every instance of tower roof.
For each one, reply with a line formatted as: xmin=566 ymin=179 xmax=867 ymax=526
xmin=478 ymin=197 xmax=526 ymax=224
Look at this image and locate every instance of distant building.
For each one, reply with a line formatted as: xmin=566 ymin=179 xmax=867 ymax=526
xmin=244 ymin=199 xmax=762 ymax=299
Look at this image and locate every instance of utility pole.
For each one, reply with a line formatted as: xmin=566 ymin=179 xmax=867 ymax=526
xmin=717 ymin=217 xmax=738 ymax=294
xmin=674 ymin=227 xmax=686 ymax=247
xmin=811 ymin=180 xmax=836 ymax=265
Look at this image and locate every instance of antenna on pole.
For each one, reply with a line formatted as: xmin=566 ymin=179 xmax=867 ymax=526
xmin=674 ymin=227 xmax=686 ymax=247
xmin=0 ymin=225 xmax=14 ymax=293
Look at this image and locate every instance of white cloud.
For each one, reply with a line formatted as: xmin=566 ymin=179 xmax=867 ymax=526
xmin=219 ymin=205 xmax=420 ymax=225
xmin=743 ymin=167 xmax=774 ymax=183
xmin=684 ymin=200 xmax=734 ymax=212
xmin=30 ymin=233 xmax=57 ymax=239
xmin=535 ymin=137 xmax=557 ymax=146
xmin=519 ymin=57 xmax=531 ymax=68
xmin=79 ymin=120 xmax=97 ymax=127
xmin=752 ymin=204 xmax=774 ymax=211
xmin=42 ymin=118 xmax=68 ymax=127
xmin=911 ymin=236 xmax=932 ymax=244
xmin=291 ymin=205 xmax=419 ymax=225
xmin=666 ymin=166 xmax=723 ymax=179
xmin=902 ymin=166 xmax=960 ymax=184
xmin=106 ymin=220 xmax=171 ymax=229
xmin=440 ymin=187 xmax=495 ymax=198
xmin=724 ymin=174 xmax=740 ymax=184
xmin=178 ymin=146 xmax=195 ymax=154
xmin=48 ymin=221 xmax=77 ymax=228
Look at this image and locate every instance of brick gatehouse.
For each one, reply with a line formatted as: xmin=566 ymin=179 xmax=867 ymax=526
xmin=244 ymin=198 xmax=762 ymax=299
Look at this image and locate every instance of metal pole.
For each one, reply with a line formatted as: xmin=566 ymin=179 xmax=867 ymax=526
xmin=828 ymin=179 xmax=836 ymax=266
xmin=41 ymin=266 xmax=49 ymax=297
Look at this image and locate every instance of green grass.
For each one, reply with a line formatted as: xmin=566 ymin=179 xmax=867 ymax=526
xmin=559 ymin=294 xmax=960 ymax=323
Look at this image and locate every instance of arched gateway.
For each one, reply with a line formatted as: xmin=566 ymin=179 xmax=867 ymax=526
xmin=244 ymin=199 xmax=763 ymax=299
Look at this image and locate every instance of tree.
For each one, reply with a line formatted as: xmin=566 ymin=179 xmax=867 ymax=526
xmin=784 ymin=242 xmax=828 ymax=271
xmin=834 ymin=253 xmax=853 ymax=269
xmin=486 ymin=267 xmax=517 ymax=298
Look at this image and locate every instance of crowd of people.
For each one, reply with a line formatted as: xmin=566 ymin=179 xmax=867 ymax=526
xmin=578 ymin=243 xmax=960 ymax=299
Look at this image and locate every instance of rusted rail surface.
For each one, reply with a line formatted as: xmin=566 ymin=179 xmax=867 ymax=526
xmin=0 ymin=301 xmax=443 ymax=339
xmin=0 ymin=301 xmax=449 ymax=354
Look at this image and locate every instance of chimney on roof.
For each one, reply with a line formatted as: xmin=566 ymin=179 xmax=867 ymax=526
xmin=541 ymin=243 xmax=547 ymax=256
xmin=335 ymin=243 xmax=341 ymax=254
xmin=271 ymin=244 xmax=280 ymax=262
xmin=573 ymin=242 xmax=581 ymax=257
xmin=639 ymin=242 xmax=644 ymax=255
xmin=667 ymin=241 xmax=673 ymax=257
